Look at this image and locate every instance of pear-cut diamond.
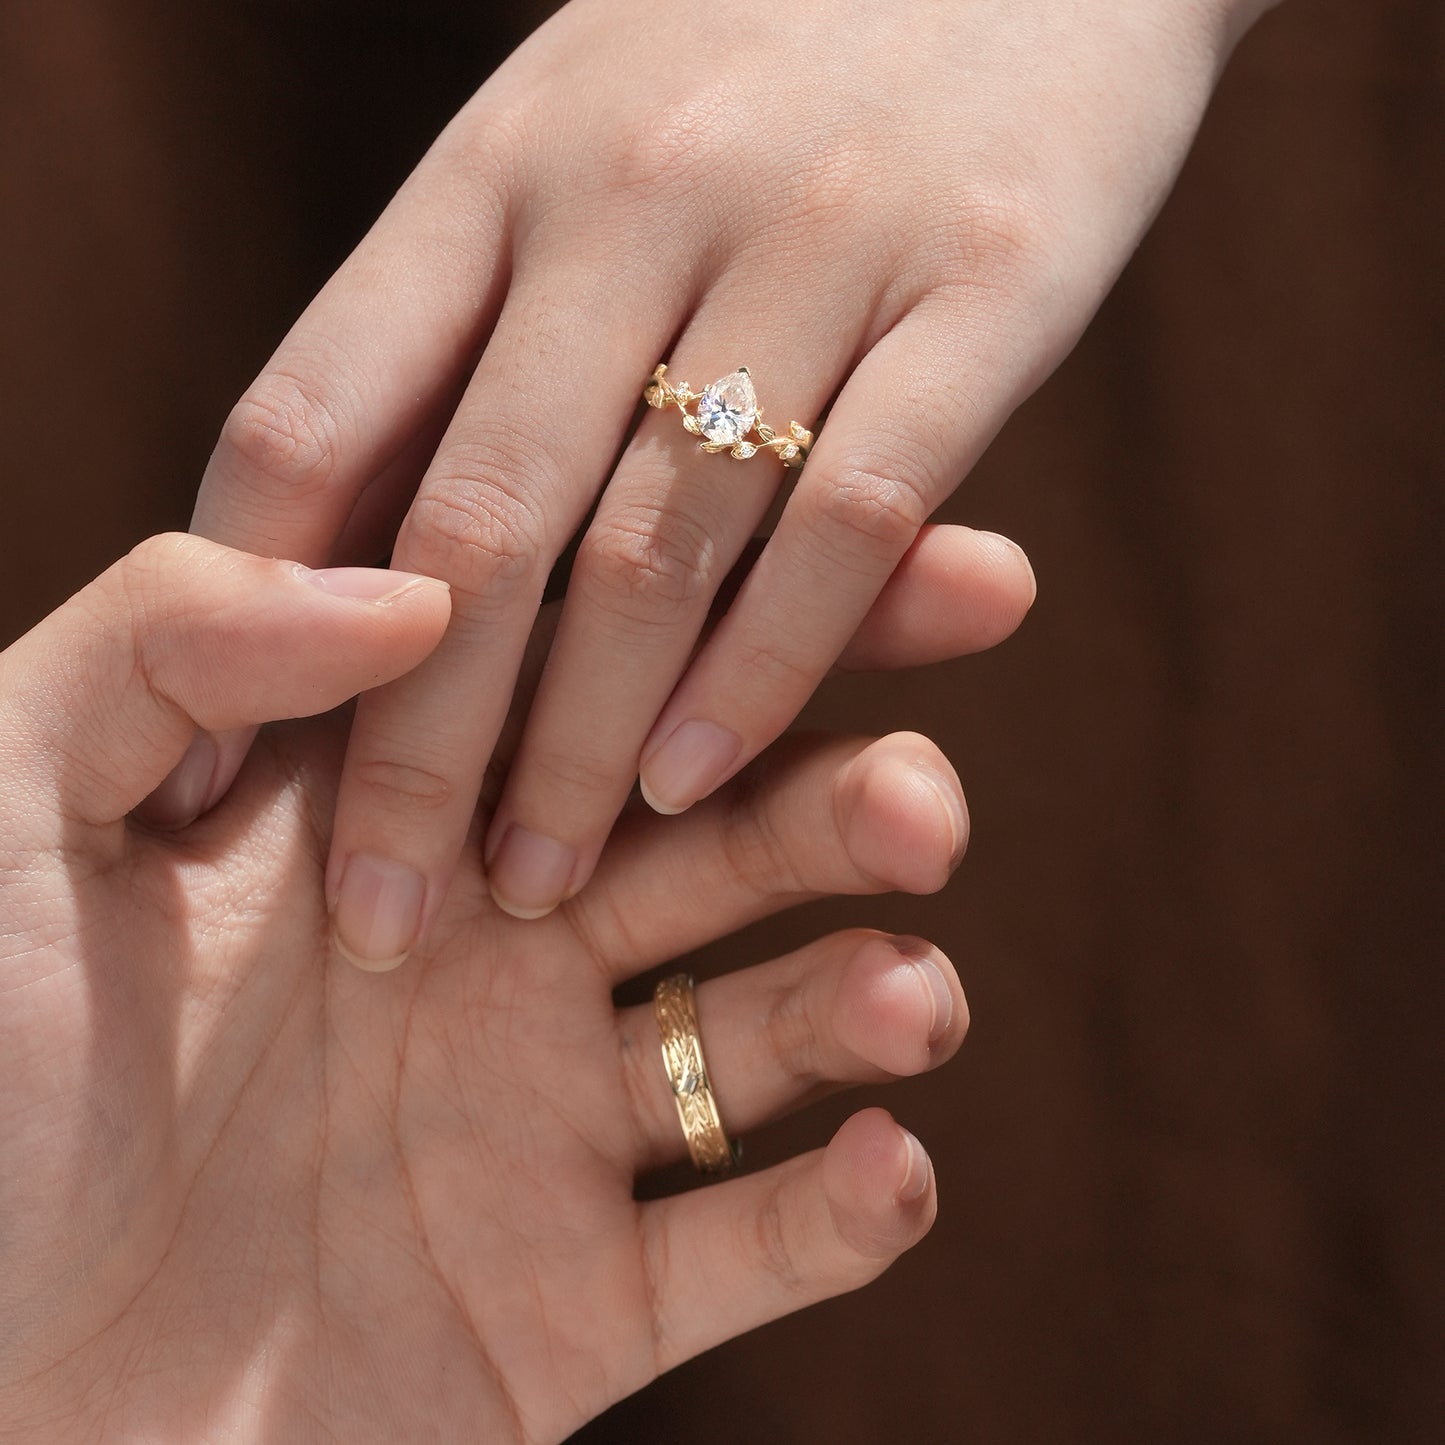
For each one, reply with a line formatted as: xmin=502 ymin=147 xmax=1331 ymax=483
xmin=696 ymin=369 xmax=757 ymax=447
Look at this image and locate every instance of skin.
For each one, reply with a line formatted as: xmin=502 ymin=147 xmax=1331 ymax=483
xmin=0 ymin=533 xmax=1006 ymax=1443
xmin=184 ymin=0 xmax=1277 ymax=957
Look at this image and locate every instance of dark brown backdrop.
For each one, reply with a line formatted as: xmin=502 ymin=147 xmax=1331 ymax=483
xmin=2 ymin=2 xmax=1440 ymax=1441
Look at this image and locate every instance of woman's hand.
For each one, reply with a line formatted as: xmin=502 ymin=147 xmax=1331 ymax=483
xmin=2 ymin=534 xmax=974 ymax=1442
xmin=190 ymin=0 xmax=1264 ymax=937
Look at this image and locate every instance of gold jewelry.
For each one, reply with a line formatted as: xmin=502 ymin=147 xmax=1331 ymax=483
xmin=644 ymin=364 xmax=813 ymax=467
xmin=653 ymin=973 xmax=739 ymax=1174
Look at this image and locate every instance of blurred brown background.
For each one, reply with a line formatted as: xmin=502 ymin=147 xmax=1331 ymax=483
xmin=2 ymin=1 xmax=1441 ymax=1441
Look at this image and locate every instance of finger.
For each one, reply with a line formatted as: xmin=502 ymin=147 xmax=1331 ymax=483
xmin=152 ymin=514 xmax=1032 ymax=830
xmin=148 ymin=379 xmax=478 ymax=830
xmin=619 ymin=931 xmax=967 ymax=1171
xmin=484 ymin=266 xmax=868 ymax=919
xmin=568 ymin=731 xmax=967 ymax=981
xmin=834 ymin=523 xmax=1036 ymax=672
xmin=324 ymin=257 xmax=672 ymax=969
xmin=0 ymin=534 xmax=450 ymax=831
xmin=638 ymin=297 xmax=1038 ymax=813
xmin=537 ymin=519 xmax=1036 ymax=698
xmin=481 ymin=519 xmax=1030 ymax=819
xmin=180 ymin=119 xmax=508 ymax=830
xmin=641 ymin=1107 xmax=936 ymax=1374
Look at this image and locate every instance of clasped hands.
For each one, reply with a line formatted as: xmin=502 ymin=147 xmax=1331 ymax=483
xmin=0 ymin=0 xmax=1274 ymax=1435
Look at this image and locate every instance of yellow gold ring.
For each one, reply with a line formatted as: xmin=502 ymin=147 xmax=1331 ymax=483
xmin=653 ymin=973 xmax=739 ymax=1174
xmin=644 ymin=363 xmax=813 ymax=468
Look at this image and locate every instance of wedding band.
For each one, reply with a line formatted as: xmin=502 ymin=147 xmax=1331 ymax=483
xmin=653 ymin=973 xmax=739 ymax=1174
xmin=644 ymin=363 xmax=813 ymax=468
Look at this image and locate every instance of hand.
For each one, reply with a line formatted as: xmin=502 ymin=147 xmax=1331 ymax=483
xmin=184 ymin=0 xmax=1261 ymax=941
xmin=2 ymin=534 xmax=974 ymax=1442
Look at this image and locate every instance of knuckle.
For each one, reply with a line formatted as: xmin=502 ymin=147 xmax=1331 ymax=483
xmin=448 ymin=97 xmax=530 ymax=200
xmin=521 ymin=745 xmax=618 ymax=800
xmin=107 ymin=536 xmax=181 ymax=699
xmin=351 ymin=756 xmax=454 ymax=813
xmin=610 ymin=91 xmax=725 ymax=198
xmin=112 ymin=532 xmax=218 ymax=661
xmin=792 ymin=144 xmax=869 ymax=229
xmin=729 ymin=628 xmax=816 ymax=693
xmin=565 ymin=886 xmax=648 ymax=987
xmin=215 ymin=366 xmax=346 ymax=502
xmin=748 ymin=1183 xmax=808 ymax=1296
xmin=924 ymin=180 xmax=1057 ymax=307
xmin=718 ymin=777 xmax=806 ymax=898
xmin=118 ymin=531 xmax=207 ymax=594
xmin=406 ymin=455 xmax=548 ymax=605
xmin=578 ymin=504 xmax=720 ymax=620
xmin=811 ymin=460 xmax=931 ymax=557
xmin=764 ymin=984 xmax=823 ymax=1088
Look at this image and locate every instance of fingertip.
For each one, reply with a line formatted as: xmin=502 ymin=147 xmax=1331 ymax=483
xmin=487 ymin=886 xmax=559 ymax=922
xmin=825 ymin=1109 xmax=937 ymax=1258
xmin=639 ymin=719 xmax=743 ymax=816
xmin=835 ymin=934 xmax=964 ymax=1074
xmin=840 ymin=736 xmax=968 ymax=894
xmin=973 ymin=528 xmax=1038 ymax=612
xmin=483 ymin=822 xmax=580 ymax=920
xmin=639 ymin=773 xmax=689 ymax=816
xmin=332 ymin=932 xmax=410 ymax=973
xmin=329 ymin=851 xmax=425 ymax=972
xmin=890 ymin=935 xmax=967 ymax=1051
xmin=834 ymin=523 xmax=1037 ymax=673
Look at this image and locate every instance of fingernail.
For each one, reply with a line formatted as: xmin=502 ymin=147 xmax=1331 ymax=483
xmin=910 ymin=958 xmax=954 ymax=1044
xmin=331 ymin=852 xmax=426 ymax=971
xmin=487 ymin=824 xmax=577 ymax=921
xmin=897 ymin=1128 xmax=931 ymax=1203
xmin=137 ymin=730 xmax=219 ymax=828
xmin=301 ymin=565 xmax=449 ymax=604
xmin=639 ymin=720 xmax=742 ymax=815
xmin=976 ymin=530 xmax=1037 ymax=604
xmin=891 ymin=937 xmax=954 ymax=1042
xmin=913 ymin=765 xmax=969 ymax=862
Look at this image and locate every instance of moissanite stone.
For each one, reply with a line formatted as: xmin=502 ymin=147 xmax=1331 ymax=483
xmin=696 ymin=369 xmax=757 ymax=446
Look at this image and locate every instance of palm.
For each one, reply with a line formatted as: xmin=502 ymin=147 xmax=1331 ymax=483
xmin=5 ymin=707 xmax=963 ymax=1442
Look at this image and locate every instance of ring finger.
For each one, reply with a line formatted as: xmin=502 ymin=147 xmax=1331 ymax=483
xmin=484 ymin=262 xmax=875 ymax=919
xmin=618 ymin=929 xmax=968 ymax=1172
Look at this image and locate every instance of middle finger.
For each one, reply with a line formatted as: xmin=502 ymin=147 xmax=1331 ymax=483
xmin=484 ymin=261 xmax=874 ymax=919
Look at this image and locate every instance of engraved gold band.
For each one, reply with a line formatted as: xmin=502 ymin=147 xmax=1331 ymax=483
xmin=653 ymin=973 xmax=738 ymax=1174
xmin=643 ymin=363 xmax=813 ymax=468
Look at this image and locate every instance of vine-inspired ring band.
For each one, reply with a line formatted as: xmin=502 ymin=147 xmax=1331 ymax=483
xmin=653 ymin=973 xmax=739 ymax=1174
xmin=643 ymin=363 xmax=813 ymax=468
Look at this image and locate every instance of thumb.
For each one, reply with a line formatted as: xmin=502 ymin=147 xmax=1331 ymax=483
xmin=0 ymin=533 xmax=451 ymax=829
